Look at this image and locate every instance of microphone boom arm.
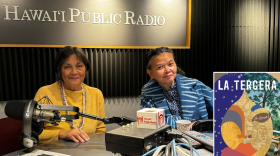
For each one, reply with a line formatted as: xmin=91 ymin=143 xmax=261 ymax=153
xmin=37 ymin=104 xmax=136 ymax=126
xmin=78 ymin=112 xmax=136 ymax=126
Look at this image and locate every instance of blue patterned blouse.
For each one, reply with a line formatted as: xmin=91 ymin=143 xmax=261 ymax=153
xmin=162 ymin=81 xmax=182 ymax=117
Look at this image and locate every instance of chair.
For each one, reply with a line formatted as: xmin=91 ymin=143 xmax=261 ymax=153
xmin=0 ymin=101 xmax=25 ymax=155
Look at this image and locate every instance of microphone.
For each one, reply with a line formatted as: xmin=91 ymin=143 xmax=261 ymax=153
xmin=4 ymin=100 xmax=67 ymax=148
xmin=4 ymin=100 xmax=136 ymax=149
xmin=5 ymin=100 xmax=58 ymax=123
xmin=5 ymin=100 xmax=43 ymax=148
xmin=4 ymin=100 xmax=78 ymax=148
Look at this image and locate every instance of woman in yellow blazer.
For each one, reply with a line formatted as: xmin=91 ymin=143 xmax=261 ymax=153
xmin=34 ymin=46 xmax=106 ymax=144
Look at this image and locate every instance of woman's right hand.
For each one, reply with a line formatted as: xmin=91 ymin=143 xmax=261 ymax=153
xmin=59 ymin=128 xmax=90 ymax=143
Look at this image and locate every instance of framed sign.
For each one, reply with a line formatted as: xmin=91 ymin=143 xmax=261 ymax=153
xmin=0 ymin=0 xmax=191 ymax=49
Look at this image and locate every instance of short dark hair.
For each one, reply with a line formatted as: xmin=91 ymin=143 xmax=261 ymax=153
xmin=146 ymin=47 xmax=175 ymax=70
xmin=54 ymin=46 xmax=91 ymax=83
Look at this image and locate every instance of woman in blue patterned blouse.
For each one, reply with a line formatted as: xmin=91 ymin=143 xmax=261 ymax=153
xmin=140 ymin=47 xmax=213 ymax=129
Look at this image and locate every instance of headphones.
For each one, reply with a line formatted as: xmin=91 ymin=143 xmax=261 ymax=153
xmin=20 ymin=100 xmax=43 ymax=148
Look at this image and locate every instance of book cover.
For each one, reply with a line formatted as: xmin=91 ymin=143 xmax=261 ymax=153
xmin=214 ymin=73 xmax=280 ymax=156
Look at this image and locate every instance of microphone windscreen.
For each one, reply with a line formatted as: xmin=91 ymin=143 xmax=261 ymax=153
xmin=4 ymin=100 xmax=26 ymax=121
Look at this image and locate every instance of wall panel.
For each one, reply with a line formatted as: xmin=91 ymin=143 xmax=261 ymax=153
xmin=0 ymin=0 xmax=279 ymax=101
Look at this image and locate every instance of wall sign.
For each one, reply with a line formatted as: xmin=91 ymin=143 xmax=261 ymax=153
xmin=0 ymin=0 xmax=191 ymax=49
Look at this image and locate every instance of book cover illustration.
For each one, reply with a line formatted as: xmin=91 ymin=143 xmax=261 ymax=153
xmin=214 ymin=73 xmax=280 ymax=156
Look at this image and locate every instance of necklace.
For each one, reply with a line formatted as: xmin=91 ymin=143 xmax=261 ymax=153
xmin=60 ymin=83 xmax=87 ymax=129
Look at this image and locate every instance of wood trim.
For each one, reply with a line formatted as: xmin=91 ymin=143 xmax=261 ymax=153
xmin=0 ymin=44 xmax=191 ymax=49
xmin=186 ymin=0 xmax=191 ymax=48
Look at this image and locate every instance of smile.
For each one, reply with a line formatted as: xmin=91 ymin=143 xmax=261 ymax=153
xmin=69 ymin=77 xmax=79 ymax=80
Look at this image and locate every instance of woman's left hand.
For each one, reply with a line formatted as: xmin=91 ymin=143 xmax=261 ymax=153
xmin=59 ymin=128 xmax=90 ymax=143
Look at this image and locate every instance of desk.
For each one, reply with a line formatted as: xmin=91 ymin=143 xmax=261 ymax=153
xmin=4 ymin=133 xmax=112 ymax=156
xmin=4 ymin=133 xmax=213 ymax=156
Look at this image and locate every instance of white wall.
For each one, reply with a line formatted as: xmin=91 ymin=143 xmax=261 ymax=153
xmin=104 ymin=97 xmax=140 ymax=131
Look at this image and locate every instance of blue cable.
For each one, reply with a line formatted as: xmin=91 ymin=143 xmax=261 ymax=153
xmin=172 ymin=139 xmax=177 ymax=156
xmin=176 ymin=143 xmax=201 ymax=156
xmin=142 ymin=146 xmax=159 ymax=156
